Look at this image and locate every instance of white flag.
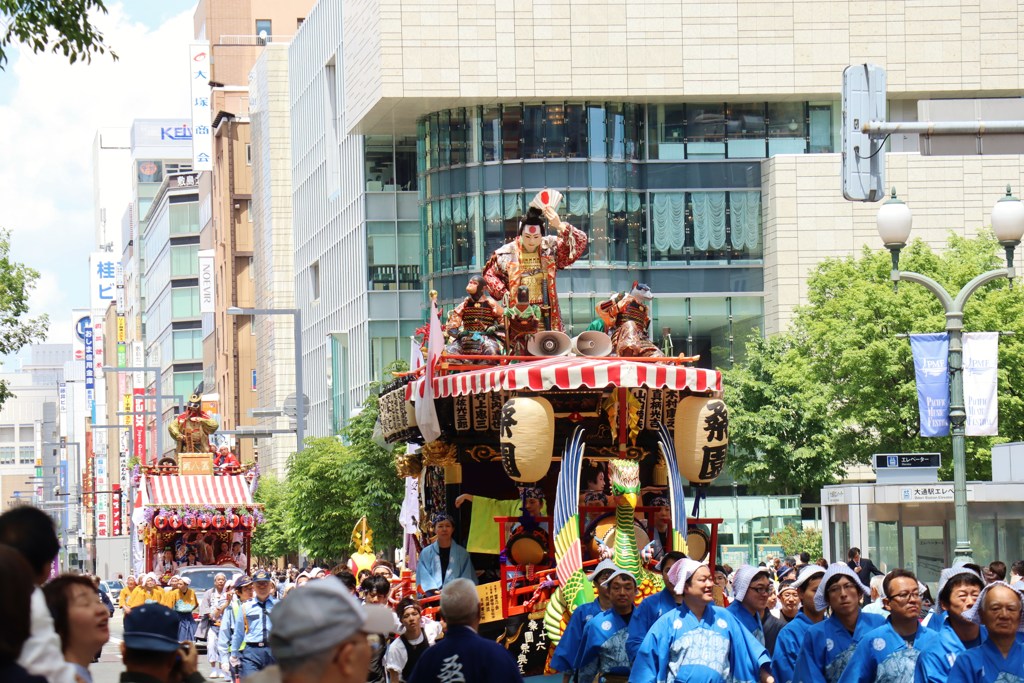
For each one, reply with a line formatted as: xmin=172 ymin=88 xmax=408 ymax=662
xmin=963 ymin=332 xmax=998 ymax=436
xmin=414 ymin=300 xmax=443 ymax=442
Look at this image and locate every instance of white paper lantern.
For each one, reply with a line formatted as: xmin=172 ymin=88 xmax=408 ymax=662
xmin=674 ymin=397 xmax=729 ymax=486
xmin=499 ymin=396 xmax=554 ymax=483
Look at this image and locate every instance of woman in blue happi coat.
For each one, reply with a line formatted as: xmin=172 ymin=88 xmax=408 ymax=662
xmin=914 ymin=566 xmax=986 ymax=683
xmin=630 ymin=558 xmax=772 ymax=683
xmin=773 ymin=566 xmax=827 ymax=683
xmin=417 ymin=512 xmax=476 ymax=594
xmin=793 ymin=563 xmax=886 ymax=683
xmin=947 ymin=581 xmax=1024 ymax=683
xmin=838 ymin=569 xmax=938 ymax=683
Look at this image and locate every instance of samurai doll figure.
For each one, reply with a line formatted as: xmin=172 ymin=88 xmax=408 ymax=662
xmin=482 ymin=202 xmax=588 ymax=333
xmin=444 ymin=275 xmax=504 ymax=358
xmin=599 ymin=282 xmax=664 ymax=358
xmin=503 ymin=285 xmax=542 ymax=357
xmin=168 ymin=385 xmax=220 ymax=454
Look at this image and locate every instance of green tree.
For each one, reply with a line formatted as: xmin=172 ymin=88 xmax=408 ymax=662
xmin=727 ymin=232 xmax=1024 ymax=492
xmin=338 ymin=360 xmax=409 ymax=552
xmin=250 ymin=475 xmax=296 ymax=563
xmin=722 ymin=334 xmax=844 ymax=494
xmin=0 ymin=0 xmax=116 ymax=68
xmin=769 ymin=526 xmax=823 ymax=561
xmin=284 ymin=436 xmax=354 ymax=562
xmin=0 ymin=230 xmax=48 ymax=406
xmin=283 ymin=361 xmax=409 ymax=563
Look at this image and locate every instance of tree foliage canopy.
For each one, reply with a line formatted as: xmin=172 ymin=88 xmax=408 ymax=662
xmin=0 ymin=0 xmax=116 ymax=69
xmin=250 ymin=474 xmax=295 ymax=563
xmin=0 ymin=230 xmax=48 ymax=407
xmin=724 ymin=232 xmax=1024 ymax=494
xmin=274 ymin=362 xmax=409 ymax=564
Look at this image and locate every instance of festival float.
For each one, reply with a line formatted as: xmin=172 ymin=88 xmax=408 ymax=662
xmin=132 ymin=385 xmax=263 ymax=579
xmin=377 ymin=190 xmax=730 ymax=676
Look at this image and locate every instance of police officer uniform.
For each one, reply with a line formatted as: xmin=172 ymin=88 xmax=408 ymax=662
xmin=229 ymin=569 xmax=278 ymax=677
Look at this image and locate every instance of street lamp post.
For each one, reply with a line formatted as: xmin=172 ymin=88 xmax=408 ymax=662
xmin=226 ymin=307 xmax=304 ymax=454
xmin=876 ymin=186 xmax=1024 ymax=562
xmin=102 ymin=366 xmax=164 ymax=462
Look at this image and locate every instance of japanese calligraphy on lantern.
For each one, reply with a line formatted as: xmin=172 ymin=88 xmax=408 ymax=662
xmin=674 ymin=397 xmax=729 ymax=486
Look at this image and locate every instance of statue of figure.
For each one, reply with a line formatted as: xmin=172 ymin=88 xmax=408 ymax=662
xmin=482 ymin=200 xmax=588 ymax=333
xmin=168 ymin=386 xmax=220 ymax=454
xmin=444 ymin=275 xmax=504 ymax=357
xmin=600 ymin=282 xmax=664 ymax=358
xmin=503 ymin=285 xmax=542 ymax=357
xmin=348 ymin=516 xmax=376 ymax=577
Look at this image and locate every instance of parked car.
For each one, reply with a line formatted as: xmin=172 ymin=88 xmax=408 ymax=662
xmin=176 ymin=565 xmax=245 ymax=651
xmin=96 ymin=582 xmax=116 ymax=617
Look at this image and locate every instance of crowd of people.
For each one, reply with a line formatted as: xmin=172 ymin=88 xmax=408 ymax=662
xmin=1 ymin=502 xmax=1023 ymax=683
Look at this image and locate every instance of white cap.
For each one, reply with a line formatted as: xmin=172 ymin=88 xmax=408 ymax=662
xmin=669 ymin=559 xmax=706 ymax=596
xmin=601 ymin=568 xmax=636 ymax=588
xmin=791 ymin=565 xmax=826 ymax=591
xmin=732 ymin=564 xmax=771 ymax=602
xmin=814 ymin=563 xmax=870 ymax=612
xmin=589 ymin=559 xmax=618 ymax=583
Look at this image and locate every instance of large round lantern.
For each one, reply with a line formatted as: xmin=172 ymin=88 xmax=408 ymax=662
xmin=673 ymin=397 xmax=729 ymax=486
xmin=499 ymin=396 xmax=554 ymax=483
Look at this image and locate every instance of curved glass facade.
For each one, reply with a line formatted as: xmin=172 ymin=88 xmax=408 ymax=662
xmin=413 ymin=101 xmax=836 ymax=368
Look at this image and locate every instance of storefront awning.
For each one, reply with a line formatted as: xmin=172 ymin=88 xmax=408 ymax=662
xmin=146 ymin=475 xmax=253 ymax=508
xmin=410 ymin=356 xmax=722 ymax=399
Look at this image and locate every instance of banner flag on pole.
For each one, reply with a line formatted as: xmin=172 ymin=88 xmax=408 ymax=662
xmin=910 ymin=333 xmax=950 ymax=437
xmin=414 ymin=299 xmax=443 ymax=442
xmin=963 ymin=332 xmax=999 ymax=436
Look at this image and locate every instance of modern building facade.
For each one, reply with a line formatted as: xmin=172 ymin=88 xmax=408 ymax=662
xmin=193 ymin=0 xmax=315 ymax=467
xmin=288 ymin=0 xmax=1024 ymax=441
xmin=249 ymin=44 xmax=301 ymax=475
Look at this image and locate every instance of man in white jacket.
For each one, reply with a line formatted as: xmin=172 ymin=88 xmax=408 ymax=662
xmin=0 ymin=505 xmax=77 ymax=683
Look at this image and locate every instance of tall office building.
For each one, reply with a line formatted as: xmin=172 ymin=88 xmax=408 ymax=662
xmin=287 ymin=0 xmax=1024 ymax=442
xmin=193 ymin=0 xmax=316 ymax=466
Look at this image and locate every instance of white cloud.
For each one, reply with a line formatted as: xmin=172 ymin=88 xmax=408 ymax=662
xmin=0 ymin=2 xmax=194 ymax=345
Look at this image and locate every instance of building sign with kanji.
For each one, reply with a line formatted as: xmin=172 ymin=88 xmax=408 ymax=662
xmin=189 ymin=42 xmax=212 ymax=171
xmin=90 ymin=252 xmax=116 ymax=311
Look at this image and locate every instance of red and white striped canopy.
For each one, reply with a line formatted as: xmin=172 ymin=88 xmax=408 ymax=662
xmin=410 ymin=356 xmax=722 ymax=399
xmin=146 ymin=475 xmax=253 ymax=508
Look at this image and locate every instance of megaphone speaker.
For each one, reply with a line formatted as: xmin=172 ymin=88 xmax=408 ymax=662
xmin=572 ymin=331 xmax=613 ymax=357
xmin=527 ymin=331 xmax=572 ymax=356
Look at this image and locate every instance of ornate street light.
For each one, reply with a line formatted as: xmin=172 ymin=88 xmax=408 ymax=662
xmin=877 ymin=187 xmax=1024 ymax=562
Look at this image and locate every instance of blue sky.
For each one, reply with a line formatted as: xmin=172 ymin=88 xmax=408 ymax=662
xmin=0 ymin=1 xmax=197 ymax=352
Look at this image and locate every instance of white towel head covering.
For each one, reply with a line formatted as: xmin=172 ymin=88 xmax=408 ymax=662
xmin=814 ymin=562 xmax=870 ymax=612
xmin=732 ymin=564 xmax=771 ymax=602
xmin=937 ymin=565 xmax=984 ymax=604
xmin=791 ymin=565 xmax=826 ymax=591
xmin=961 ymin=581 xmax=1024 ymax=632
xmin=670 ymin=558 xmax=707 ymax=596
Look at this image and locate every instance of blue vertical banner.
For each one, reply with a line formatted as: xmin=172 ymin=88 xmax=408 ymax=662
xmin=910 ymin=332 xmax=950 ymax=437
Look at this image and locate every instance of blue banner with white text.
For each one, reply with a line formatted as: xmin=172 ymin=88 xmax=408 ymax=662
xmin=910 ymin=333 xmax=949 ymax=437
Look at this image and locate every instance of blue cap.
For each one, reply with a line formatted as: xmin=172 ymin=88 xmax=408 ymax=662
xmin=232 ymin=575 xmax=253 ymax=590
xmin=123 ymin=604 xmax=180 ymax=653
xmin=252 ymin=569 xmax=273 ymax=583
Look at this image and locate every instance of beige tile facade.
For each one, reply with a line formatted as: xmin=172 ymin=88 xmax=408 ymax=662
xmin=343 ymin=0 xmax=1024 ymax=135
xmin=762 ymin=153 xmax=1024 ymax=334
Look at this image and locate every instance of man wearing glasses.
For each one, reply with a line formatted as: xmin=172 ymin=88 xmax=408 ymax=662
xmin=728 ymin=565 xmax=773 ymax=646
xmin=836 ymin=569 xmax=938 ymax=683
xmin=794 ymin=563 xmax=887 ymax=683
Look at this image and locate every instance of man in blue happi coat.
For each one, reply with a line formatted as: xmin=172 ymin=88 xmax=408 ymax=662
xmin=794 ymin=563 xmax=886 ymax=683
xmin=838 ymin=568 xmax=938 ymax=683
xmin=631 ymin=559 xmax=772 ymax=683
xmin=626 ymin=551 xmax=685 ymax=662
xmin=914 ymin=566 xmax=986 ymax=683
xmin=549 ymin=559 xmax=616 ymax=682
xmin=729 ymin=564 xmax=772 ymax=646
xmin=773 ymin=565 xmax=827 ymax=683
xmin=947 ymin=581 xmax=1024 ymax=683
xmin=926 ymin=562 xmax=985 ymax=632
xmin=417 ymin=512 xmax=476 ymax=594
xmin=576 ymin=568 xmax=639 ymax=683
